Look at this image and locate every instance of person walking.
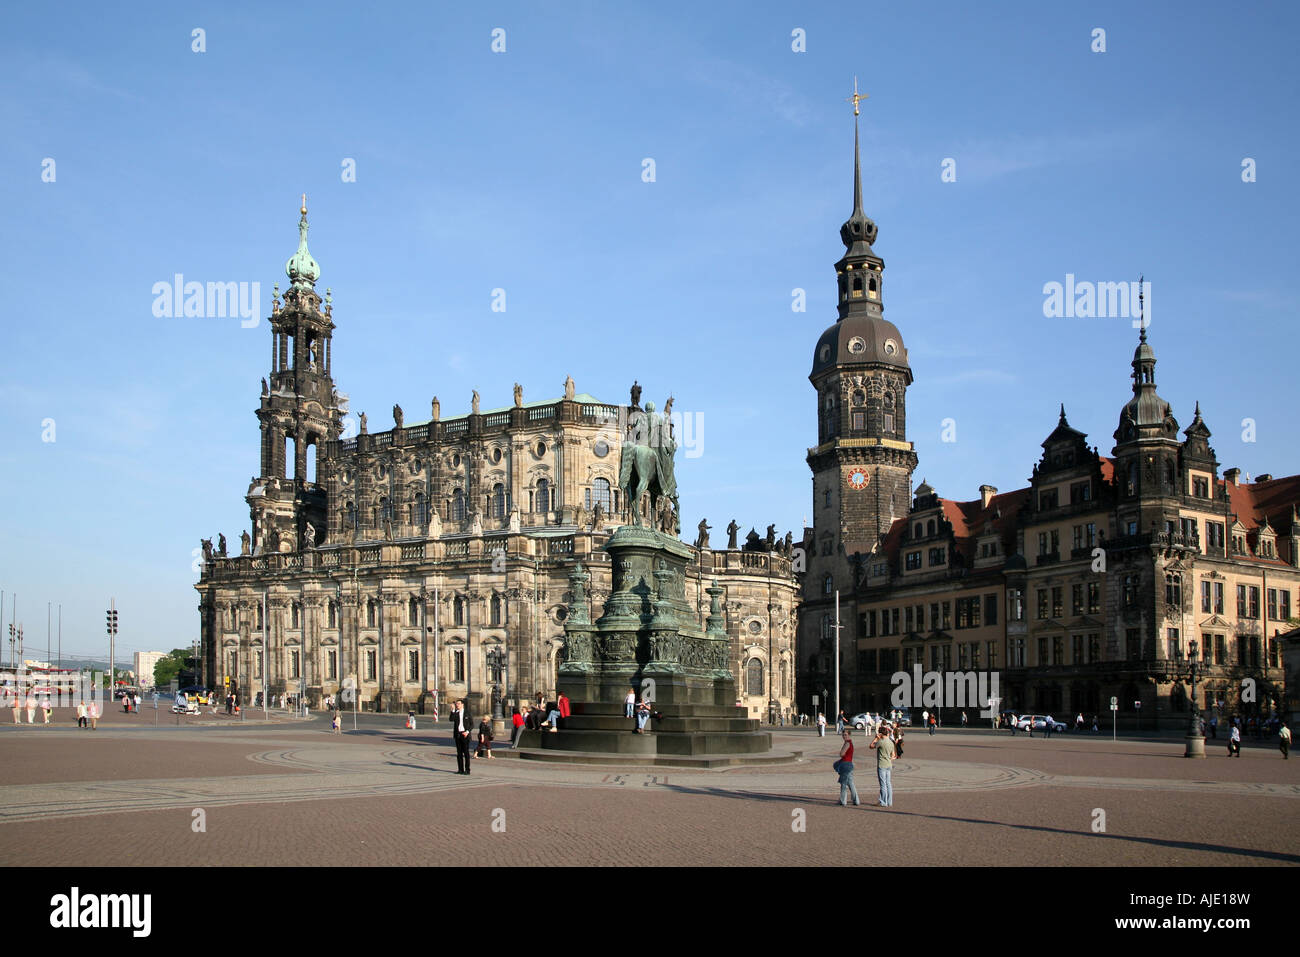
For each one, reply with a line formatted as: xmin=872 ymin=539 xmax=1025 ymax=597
xmin=76 ymin=700 xmax=88 ymax=729
xmin=1279 ymin=722 xmax=1290 ymax=760
xmin=870 ymin=723 xmax=896 ymax=807
xmin=451 ymin=700 xmax=473 ymax=774
xmin=26 ymin=695 xmax=36 ymax=724
xmin=817 ymin=713 xmax=827 ymax=737
xmin=928 ymin=713 xmax=937 ymax=736
xmin=835 ymin=729 xmax=860 ymax=807
xmin=331 ymin=710 xmax=341 ymax=734
xmin=11 ymin=694 xmax=20 ymax=725
xmin=88 ymin=700 xmax=99 ymax=730
xmin=1228 ymin=722 xmax=1241 ymax=758
xmin=510 ymin=707 xmax=524 ymax=746
xmin=960 ymin=711 xmax=968 ymax=728
xmin=42 ymin=697 xmax=51 ymax=724
xmin=1044 ymin=715 xmax=1055 ymax=739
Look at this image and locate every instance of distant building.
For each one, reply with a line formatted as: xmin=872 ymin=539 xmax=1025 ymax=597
xmin=134 ymin=652 xmax=167 ymax=689
xmin=799 ymin=118 xmax=1297 ymax=729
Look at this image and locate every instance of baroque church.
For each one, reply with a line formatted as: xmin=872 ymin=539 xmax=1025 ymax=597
xmin=798 ymin=115 xmax=1298 ymax=728
xmin=194 ymin=201 xmax=799 ymax=721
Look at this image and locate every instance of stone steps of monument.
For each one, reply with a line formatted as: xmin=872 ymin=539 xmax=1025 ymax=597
xmin=553 ymin=715 xmax=758 ymax=733
xmin=570 ymin=703 xmax=745 ymax=719
xmin=518 ymin=727 xmax=772 ymax=756
xmin=512 ymin=747 xmax=803 ymax=769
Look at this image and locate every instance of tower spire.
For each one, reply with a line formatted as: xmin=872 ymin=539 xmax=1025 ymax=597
xmin=286 ymin=196 xmax=321 ymax=288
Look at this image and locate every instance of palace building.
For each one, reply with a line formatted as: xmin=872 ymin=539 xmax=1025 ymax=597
xmin=798 ymin=118 xmax=1298 ymax=728
xmin=194 ymin=202 xmax=798 ymax=721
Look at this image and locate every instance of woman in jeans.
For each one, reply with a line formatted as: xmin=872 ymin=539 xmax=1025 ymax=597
xmin=836 ymin=729 xmax=860 ymax=806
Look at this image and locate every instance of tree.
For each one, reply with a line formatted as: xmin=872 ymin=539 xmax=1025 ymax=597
xmin=154 ymin=648 xmax=193 ymax=688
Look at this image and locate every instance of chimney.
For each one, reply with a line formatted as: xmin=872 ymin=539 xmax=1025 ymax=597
xmin=980 ymin=485 xmax=997 ymax=508
xmin=1256 ymin=474 xmax=1272 ymax=483
xmin=1224 ymin=468 xmax=1240 ymax=485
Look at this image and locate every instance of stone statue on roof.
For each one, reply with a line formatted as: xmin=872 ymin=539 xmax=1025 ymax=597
xmin=564 ymin=375 xmax=575 ymax=400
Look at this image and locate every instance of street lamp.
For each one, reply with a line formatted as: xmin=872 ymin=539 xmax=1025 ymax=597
xmin=1176 ymin=639 xmax=1205 ymax=759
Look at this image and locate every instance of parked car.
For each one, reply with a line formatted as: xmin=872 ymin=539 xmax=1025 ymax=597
xmin=1016 ymin=714 xmax=1067 ymax=733
xmin=887 ymin=709 xmax=912 ymax=726
xmin=850 ymin=712 xmax=879 ymax=731
xmin=178 ymin=686 xmax=210 ymax=705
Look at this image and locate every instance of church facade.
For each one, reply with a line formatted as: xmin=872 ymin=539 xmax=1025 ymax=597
xmin=194 ymin=203 xmax=799 ymax=721
xmin=798 ymin=120 xmax=1298 ymax=729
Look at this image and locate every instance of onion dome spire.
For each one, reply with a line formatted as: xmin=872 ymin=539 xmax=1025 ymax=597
xmin=839 ymin=85 xmax=878 ymax=256
xmin=286 ymin=194 xmax=320 ymax=288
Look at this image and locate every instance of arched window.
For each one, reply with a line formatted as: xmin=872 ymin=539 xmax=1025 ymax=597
xmin=868 ymin=276 xmax=878 ymax=299
xmin=490 ymin=594 xmax=503 ymax=626
xmin=779 ymin=659 xmax=789 ymax=697
xmin=366 ymin=599 xmax=377 ymax=628
xmin=256 ymin=604 xmax=264 ymax=629
xmin=412 ymin=493 xmax=427 ymax=526
xmin=454 ymin=597 xmax=465 ymax=627
xmin=591 ymin=477 xmax=612 ymax=513
xmin=291 ymin=602 xmax=301 ymax=629
xmin=228 ymin=606 xmax=238 ymax=630
xmin=746 ymin=658 xmax=764 ymax=695
xmin=379 ymin=497 xmax=394 ymax=525
xmin=451 ymin=488 xmax=465 ymax=521
xmin=536 ymin=478 xmax=550 ymax=514
xmin=490 ymin=483 xmax=506 ymax=519
xmin=408 ymin=596 xmax=419 ymax=627
xmin=344 ymin=501 xmax=356 ymax=528
xmin=327 ymin=601 xmax=338 ymax=629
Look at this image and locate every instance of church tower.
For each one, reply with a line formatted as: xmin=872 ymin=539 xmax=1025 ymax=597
xmin=247 ymin=198 xmax=341 ymax=554
xmin=806 ymin=107 xmax=918 ymax=576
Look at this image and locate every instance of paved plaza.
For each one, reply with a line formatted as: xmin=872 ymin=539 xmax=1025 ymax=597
xmin=1 ymin=709 xmax=1296 ymax=867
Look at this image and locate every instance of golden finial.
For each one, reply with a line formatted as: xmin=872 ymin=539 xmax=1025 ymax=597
xmin=300 ymin=193 xmax=308 ymax=215
xmin=846 ymin=76 xmax=869 ymax=116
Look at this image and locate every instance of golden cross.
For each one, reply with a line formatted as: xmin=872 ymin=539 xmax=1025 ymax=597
xmin=846 ymin=76 xmax=868 ymax=116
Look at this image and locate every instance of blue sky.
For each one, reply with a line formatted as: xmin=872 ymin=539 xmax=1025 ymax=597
xmin=1 ymin=1 xmax=1297 ymax=661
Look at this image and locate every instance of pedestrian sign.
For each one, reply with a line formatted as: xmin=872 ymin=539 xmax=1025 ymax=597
xmin=1110 ymin=696 xmax=1117 ymax=707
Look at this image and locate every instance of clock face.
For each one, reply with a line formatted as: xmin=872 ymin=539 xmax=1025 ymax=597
xmin=848 ymin=468 xmax=869 ymax=490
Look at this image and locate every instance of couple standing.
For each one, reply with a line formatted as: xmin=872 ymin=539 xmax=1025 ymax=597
xmin=835 ymin=725 xmax=896 ymax=807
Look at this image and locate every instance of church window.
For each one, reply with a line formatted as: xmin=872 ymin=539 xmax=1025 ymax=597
xmin=328 ymin=601 xmax=338 ymax=628
xmin=289 ymin=651 xmax=300 ymax=679
xmin=344 ymin=502 xmax=356 ymax=527
xmin=413 ymin=493 xmax=428 ymax=526
xmin=491 ymin=594 xmax=505 ymax=626
xmin=409 ymin=597 xmax=419 ymax=627
xmin=366 ymin=650 xmax=377 ymax=681
xmin=379 ymin=497 xmax=393 ymax=525
xmin=454 ymin=597 xmax=466 ymax=627
xmin=366 ymin=599 xmax=377 ymax=628
xmin=291 ymin=602 xmax=301 ymax=629
xmin=591 ymin=478 xmax=612 ymax=514
xmin=451 ymin=488 xmax=465 ymax=521
xmin=490 ymin=483 xmax=506 ymax=519
xmin=408 ymin=650 xmax=420 ymax=682
xmin=746 ymin=659 xmax=763 ymax=696
xmin=536 ymin=478 xmax=550 ymax=513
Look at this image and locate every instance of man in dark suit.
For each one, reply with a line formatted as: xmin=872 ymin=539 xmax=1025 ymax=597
xmin=450 ymin=699 xmax=473 ymax=774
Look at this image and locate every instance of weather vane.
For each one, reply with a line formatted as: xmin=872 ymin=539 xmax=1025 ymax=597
xmin=846 ymin=76 xmax=868 ymax=116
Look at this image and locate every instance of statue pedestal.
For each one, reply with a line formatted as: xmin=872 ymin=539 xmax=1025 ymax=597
xmin=517 ymin=525 xmax=774 ymax=764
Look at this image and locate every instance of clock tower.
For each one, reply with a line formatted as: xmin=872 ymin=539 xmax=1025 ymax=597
xmin=806 ymin=110 xmax=918 ymax=573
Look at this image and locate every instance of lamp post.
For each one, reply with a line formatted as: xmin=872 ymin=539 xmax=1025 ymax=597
xmin=1179 ymin=638 xmax=1205 ymax=759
